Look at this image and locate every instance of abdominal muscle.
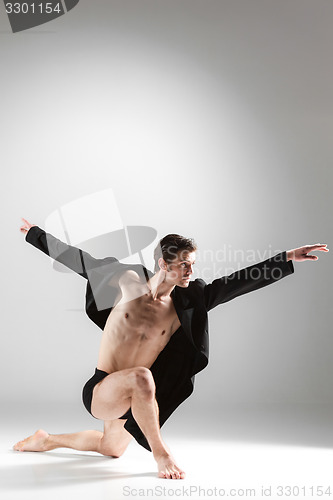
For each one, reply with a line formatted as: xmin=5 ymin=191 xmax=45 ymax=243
xmin=96 ymin=292 xmax=180 ymax=374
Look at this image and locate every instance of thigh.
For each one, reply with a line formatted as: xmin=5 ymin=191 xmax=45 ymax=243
xmin=91 ymin=367 xmax=136 ymax=421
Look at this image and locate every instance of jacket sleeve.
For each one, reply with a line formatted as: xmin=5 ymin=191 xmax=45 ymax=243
xmin=204 ymin=251 xmax=294 ymax=311
xmin=25 ymin=226 xmax=97 ymax=279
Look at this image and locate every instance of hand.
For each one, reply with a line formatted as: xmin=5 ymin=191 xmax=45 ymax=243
xmin=287 ymin=244 xmax=329 ymax=262
xmin=20 ymin=217 xmax=36 ymax=235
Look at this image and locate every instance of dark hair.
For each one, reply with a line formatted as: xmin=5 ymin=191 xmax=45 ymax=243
xmin=153 ymin=234 xmax=197 ymax=273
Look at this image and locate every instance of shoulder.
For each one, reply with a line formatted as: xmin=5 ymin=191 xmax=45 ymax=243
xmin=188 ymin=278 xmax=207 ymax=293
xmin=107 ymin=263 xmax=152 ymax=285
xmin=173 ymin=278 xmax=207 ymax=306
xmin=118 ymin=269 xmax=143 ymax=284
xmin=190 ymin=277 xmax=206 ymax=287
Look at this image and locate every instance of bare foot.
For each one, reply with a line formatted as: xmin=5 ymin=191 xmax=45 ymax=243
xmin=155 ymin=453 xmax=186 ymax=479
xmin=13 ymin=429 xmax=50 ymax=452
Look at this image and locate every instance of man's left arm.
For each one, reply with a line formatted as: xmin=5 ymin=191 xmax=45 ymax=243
xmin=204 ymin=243 xmax=329 ymax=311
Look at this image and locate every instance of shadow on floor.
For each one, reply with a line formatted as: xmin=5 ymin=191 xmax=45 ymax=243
xmin=170 ymin=403 xmax=333 ymax=449
xmin=2 ymin=450 xmax=156 ymax=490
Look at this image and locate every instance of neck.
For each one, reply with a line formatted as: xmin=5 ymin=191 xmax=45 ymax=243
xmin=147 ymin=271 xmax=175 ymax=300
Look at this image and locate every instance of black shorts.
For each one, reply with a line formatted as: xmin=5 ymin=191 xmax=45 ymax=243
xmin=82 ymin=368 xmax=131 ymax=420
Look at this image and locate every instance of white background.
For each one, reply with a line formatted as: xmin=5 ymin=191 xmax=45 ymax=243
xmin=1 ymin=0 xmax=332 ymax=426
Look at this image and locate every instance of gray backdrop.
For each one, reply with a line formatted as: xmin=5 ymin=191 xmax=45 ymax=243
xmin=1 ymin=1 xmax=332 ymax=420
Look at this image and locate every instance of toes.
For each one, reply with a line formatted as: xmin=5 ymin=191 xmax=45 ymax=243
xmin=173 ymin=471 xmax=180 ymax=479
xmin=13 ymin=442 xmax=22 ymax=451
xmin=159 ymin=469 xmax=184 ymax=479
xmin=158 ymin=461 xmax=185 ymax=480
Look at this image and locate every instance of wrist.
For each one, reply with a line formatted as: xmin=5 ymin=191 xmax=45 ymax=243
xmin=286 ymin=250 xmax=294 ymax=261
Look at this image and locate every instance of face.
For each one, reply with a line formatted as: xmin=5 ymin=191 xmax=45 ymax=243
xmin=162 ymin=250 xmax=196 ymax=287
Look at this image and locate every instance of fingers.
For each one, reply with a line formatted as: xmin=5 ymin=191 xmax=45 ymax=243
xmin=307 ymin=244 xmax=329 ymax=253
xmin=20 ymin=217 xmax=33 ymax=233
xmin=20 ymin=218 xmax=28 ymax=231
xmin=309 ymin=243 xmax=328 ymax=250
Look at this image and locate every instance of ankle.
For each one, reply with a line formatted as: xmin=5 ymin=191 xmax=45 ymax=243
xmin=153 ymin=448 xmax=171 ymax=461
xmin=41 ymin=434 xmax=52 ymax=451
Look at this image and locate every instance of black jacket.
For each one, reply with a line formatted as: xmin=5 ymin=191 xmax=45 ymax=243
xmin=26 ymin=226 xmax=294 ymax=450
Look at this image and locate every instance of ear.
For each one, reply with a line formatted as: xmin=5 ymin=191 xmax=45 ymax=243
xmin=158 ymin=257 xmax=167 ymax=271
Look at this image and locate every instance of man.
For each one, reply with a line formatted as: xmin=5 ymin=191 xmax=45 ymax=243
xmin=14 ymin=218 xmax=328 ymax=479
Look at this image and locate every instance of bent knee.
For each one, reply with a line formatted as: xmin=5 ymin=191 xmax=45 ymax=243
xmin=100 ymin=444 xmax=126 ymax=458
xmin=130 ymin=366 xmax=155 ymax=396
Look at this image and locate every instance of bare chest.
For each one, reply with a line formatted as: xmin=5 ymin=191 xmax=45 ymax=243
xmin=116 ymin=295 xmax=179 ymax=338
xmin=99 ymin=292 xmax=181 ymax=371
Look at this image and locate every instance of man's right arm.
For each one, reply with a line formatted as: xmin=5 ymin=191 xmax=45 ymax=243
xmin=21 ymin=218 xmax=95 ymax=279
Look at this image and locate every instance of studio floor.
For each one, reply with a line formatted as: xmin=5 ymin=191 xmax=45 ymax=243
xmin=1 ymin=402 xmax=333 ymax=500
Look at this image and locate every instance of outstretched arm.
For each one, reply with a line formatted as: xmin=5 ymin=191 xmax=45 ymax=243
xmin=204 ymin=243 xmax=329 ymax=311
xmin=20 ymin=217 xmax=97 ymax=279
